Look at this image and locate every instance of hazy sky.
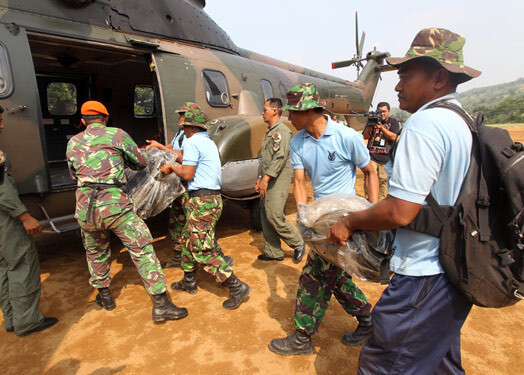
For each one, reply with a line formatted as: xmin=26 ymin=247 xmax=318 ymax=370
xmin=205 ymin=0 xmax=524 ymax=109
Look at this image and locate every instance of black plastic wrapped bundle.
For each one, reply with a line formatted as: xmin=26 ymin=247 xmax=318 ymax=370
xmin=297 ymin=193 xmax=393 ymax=283
xmin=125 ymin=148 xmax=186 ymax=219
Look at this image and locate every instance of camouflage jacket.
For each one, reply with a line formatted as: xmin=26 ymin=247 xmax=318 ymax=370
xmin=0 ymin=148 xmax=27 ymax=218
xmin=260 ymin=119 xmax=292 ymax=178
xmin=66 ymin=123 xmax=147 ymax=221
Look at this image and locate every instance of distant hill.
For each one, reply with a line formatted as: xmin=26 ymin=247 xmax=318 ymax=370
xmin=458 ymin=77 xmax=524 ymax=112
xmin=389 ymin=78 xmax=524 ymax=124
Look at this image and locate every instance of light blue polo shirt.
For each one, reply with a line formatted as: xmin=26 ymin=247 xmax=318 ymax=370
xmin=182 ymin=131 xmax=221 ymax=191
xmin=171 ymin=129 xmax=186 ymax=151
xmin=388 ymin=93 xmax=472 ymax=276
xmin=290 ymin=116 xmax=370 ymax=198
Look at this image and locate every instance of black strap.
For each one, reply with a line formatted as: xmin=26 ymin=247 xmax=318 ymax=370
xmin=426 ymin=102 xmax=491 ymax=242
xmin=83 ymin=182 xmax=125 ymax=224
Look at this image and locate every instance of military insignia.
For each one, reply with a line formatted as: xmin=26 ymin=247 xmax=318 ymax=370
xmin=328 ymin=151 xmax=336 ymax=161
xmin=0 ymin=150 xmax=5 ymax=164
xmin=272 ymin=132 xmax=282 ymax=152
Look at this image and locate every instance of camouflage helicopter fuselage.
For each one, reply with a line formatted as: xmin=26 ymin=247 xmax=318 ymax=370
xmin=0 ymin=0 xmax=387 ymax=230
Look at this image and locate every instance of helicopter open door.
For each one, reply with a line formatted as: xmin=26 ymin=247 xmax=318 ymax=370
xmin=0 ymin=24 xmax=49 ymax=194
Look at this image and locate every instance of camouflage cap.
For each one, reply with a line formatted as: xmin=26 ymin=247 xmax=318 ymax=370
xmin=182 ymin=107 xmax=209 ymax=130
xmin=175 ymin=101 xmax=200 ymax=114
xmin=386 ymin=28 xmax=481 ymax=83
xmin=282 ymin=83 xmax=324 ymax=112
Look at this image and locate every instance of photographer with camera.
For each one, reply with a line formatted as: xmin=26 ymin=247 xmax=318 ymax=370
xmin=362 ymin=102 xmax=400 ymax=200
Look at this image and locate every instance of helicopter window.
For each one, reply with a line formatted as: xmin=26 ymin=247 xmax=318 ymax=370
xmin=47 ymin=82 xmax=77 ymax=116
xmin=260 ymin=79 xmax=273 ymax=102
xmin=134 ymin=85 xmax=156 ymax=118
xmin=0 ymin=42 xmax=14 ymax=98
xmin=202 ymin=69 xmax=230 ymax=107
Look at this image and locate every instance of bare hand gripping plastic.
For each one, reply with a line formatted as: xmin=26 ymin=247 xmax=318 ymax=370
xmin=125 ymin=148 xmax=186 ymax=219
xmin=297 ymin=193 xmax=393 ymax=283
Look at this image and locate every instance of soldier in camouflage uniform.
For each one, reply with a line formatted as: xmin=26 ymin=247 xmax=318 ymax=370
xmin=256 ymin=98 xmax=305 ymax=262
xmin=66 ymin=101 xmax=187 ymax=323
xmin=0 ymin=106 xmax=58 ymax=337
xmin=269 ymin=84 xmax=379 ymax=356
xmin=147 ymin=102 xmax=233 ymax=269
xmin=160 ymin=107 xmax=250 ymax=309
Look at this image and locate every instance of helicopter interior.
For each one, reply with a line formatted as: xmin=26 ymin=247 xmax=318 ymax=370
xmin=28 ymin=34 xmax=160 ymax=189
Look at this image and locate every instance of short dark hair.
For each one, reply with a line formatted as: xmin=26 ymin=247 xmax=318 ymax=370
xmin=266 ymin=98 xmax=283 ymax=109
xmin=82 ymin=114 xmax=107 ymax=124
xmin=377 ymin=102 xmax=390 ymax=111
xmin=0 ymin=105 xmax=4 ymax=114
xmin=313 ymin=107 xmax=324 ymax=114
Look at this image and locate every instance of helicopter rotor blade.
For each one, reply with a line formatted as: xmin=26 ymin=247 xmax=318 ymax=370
xmin=332 ymin=59 xmax=358 ymax=69
xmin=359 ymin=31 xmax=366 ymax=60
xmin=355 ymin=12 xmax=360 ymax=58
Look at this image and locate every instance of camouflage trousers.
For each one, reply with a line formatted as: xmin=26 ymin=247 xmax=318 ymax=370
xmin=168 ymin=191 xmax=189 ymax=253
xmin=79 ymin=208 xmax=167 ymax=295
xmin=181 ymin=195 xmax=232 ymax=282
xmin=294 ymin=251 xmax=372 ymax=335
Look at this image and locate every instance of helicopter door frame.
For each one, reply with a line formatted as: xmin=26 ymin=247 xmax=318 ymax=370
xmin=0 ymin=23 xmax=48 ymax=194
xmin=151 ymin=51 xmax=198 ymax=144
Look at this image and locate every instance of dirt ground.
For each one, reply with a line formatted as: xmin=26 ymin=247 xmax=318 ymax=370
xmin=2 ymin=127 xmax=524 ymax=375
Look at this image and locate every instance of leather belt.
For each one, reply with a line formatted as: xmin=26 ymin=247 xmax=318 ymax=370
xmin=188 ymin=189 xmax=220 ymax=198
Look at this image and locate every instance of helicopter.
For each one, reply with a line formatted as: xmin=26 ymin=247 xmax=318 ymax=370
xmin=0 ymin=0 xmax=390 ymax=232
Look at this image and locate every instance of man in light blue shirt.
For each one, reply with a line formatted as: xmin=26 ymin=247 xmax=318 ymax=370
xmin=329 ymin=28 xmax=481 ymax=374
xmin=269 ymin=83 xmax=379 ymax=357
xmin=161 ymin=107 xmax=250 ymax=310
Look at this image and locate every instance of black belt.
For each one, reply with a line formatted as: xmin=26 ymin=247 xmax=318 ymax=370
xmin=82 ymin=182 xmax=125 ymax=224
xmin=188 ymin=189 xmax=221 ymax=198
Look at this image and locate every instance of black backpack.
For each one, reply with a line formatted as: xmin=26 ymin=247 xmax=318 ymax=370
xmin=402 ymin=101 xmax=524 ymax=308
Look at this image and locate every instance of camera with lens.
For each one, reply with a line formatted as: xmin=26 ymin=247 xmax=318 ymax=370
xmin=364 ymin=109 xmax=384 ymax=127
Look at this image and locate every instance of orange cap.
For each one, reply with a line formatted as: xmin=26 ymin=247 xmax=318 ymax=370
xmin=81 ymin=101 xmax=109 ymax=116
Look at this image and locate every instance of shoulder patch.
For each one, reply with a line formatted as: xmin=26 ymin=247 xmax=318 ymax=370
xmin=0 ymin=150 xmax=5 ymax=164
xmin=272 ymin=132 xmax=282 ymax=143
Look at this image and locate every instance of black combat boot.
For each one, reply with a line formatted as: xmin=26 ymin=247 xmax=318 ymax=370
xmin=268 ymin=329 xmax=314 ymax=356
xmin=342 ymin=315 xmax=373 ymax=346
xmin=222 ymin=273 xmax=250 ymax=310
xmin=151 ymin=292 xmax=188 ymax=323
xmin=293 ymin=243 xmax=306 ymax=264
xmin=171 ymin=270 xmax=198 ymax=294
xmin=161 ymin=250 xmax=182 ymax=269
xmin=95 ymin=287 xmax=116 ymax=311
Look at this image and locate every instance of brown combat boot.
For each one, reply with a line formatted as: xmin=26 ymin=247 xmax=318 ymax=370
xmin=151 ymin=292 xmax=188 ymax=323
xmin=269 ymin=330 xmax=314 ymax=356
xmin=341 ymin=315 xmax=373 ymax=346
xmin=222 ymin=273 xmax=250 ymax=309
xmin=171 ymin=271 xmax=198 ymax=294
xmin=95 ymin=287 xmax=116 ymax=311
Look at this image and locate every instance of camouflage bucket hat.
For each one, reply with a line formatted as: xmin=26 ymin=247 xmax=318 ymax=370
xmin=386 ymin=28 xmax=481 ymax=83
xmin=175 ymin=101 xmax=199 ymax=114
xmin=282 ymin=83 xmax=324 ymax=111
xmin=182 ymin=107 xmax=209 ymax=130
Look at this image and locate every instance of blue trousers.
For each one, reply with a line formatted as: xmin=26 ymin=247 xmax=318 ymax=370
xmin=358 ymin=273 xmax=472 ymax=375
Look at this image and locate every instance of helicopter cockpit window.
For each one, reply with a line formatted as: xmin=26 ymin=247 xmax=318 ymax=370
xmin=47 ymin=82 xmax=77 ymax=116
xmin=134 ymin=85 xmax=156 ymax=118
xmin=260 ymin=79 xmax=273 ymax=102
xmin=202 ymin=69 xmax=230 ymax=107
xmin=0 ymin=42 xmax=14 ymax=98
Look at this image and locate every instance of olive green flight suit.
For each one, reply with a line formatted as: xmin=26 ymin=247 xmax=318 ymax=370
xmin=260 ymin=119 xmax=303 ymax=258
xmin=0 ymin=150 xmax=44 ymax=335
